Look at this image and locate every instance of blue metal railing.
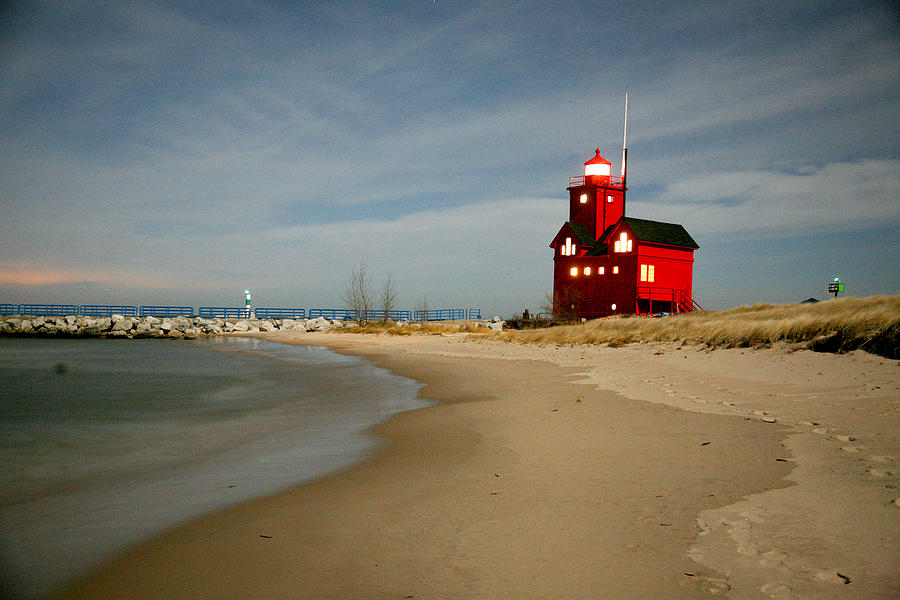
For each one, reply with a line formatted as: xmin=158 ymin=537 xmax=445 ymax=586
xmin=198 ymin=307 xmax=251 ymax=319
xmin=140 ymin=306 xmax=195 ymax=318
xmin=254 ymin=307 xmax=306 ymax=320
xmin=3 ymin=302 xmax=482 ymax=322
xmin=15 ymin=304 xmax=80 ymax=316
xmin=308 ymin=308 xmax=359 ymax=320
xmin=358 ymin=309 xmax=413 ymax=321
xmin=80 ymin=305 xmax=139 ymax=317
xmin=414 ymin=308 xmax=466 ymax=321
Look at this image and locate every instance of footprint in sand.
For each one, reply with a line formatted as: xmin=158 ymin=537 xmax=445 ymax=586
xmin=835 ymin=434 xmax=856 ymax=442
xmin=758 ymin=549 xmax=789 ymax=568
xmin=753 ymin=411 xmax=777 ymax=423
xmin=760 ymin=581 xmax=795 ymax=599
xmin=868 ymin=468 xmax=893 ymax=478
xmin=813 ymin=570 xmax=852 ymax=585
xmin=869 ymin=455 xmax=895 ymax=464
xmin=703 ymin=577 xmax=731 ymax=594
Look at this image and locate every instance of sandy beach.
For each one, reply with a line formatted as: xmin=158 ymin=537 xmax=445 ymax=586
xmin=53 ymin=332 xmax=899 ymax=599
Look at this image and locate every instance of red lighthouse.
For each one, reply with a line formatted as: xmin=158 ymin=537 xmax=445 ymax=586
xmin=549 ymin=147 xmax=700 ymax=318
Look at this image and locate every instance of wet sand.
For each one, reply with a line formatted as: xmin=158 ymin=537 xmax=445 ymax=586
xmin=53 ymin=333 xmax=899 ymax=599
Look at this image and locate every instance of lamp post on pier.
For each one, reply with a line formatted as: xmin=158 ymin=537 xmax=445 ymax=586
xmin=827 ymin=277 xmax=844 ymax=299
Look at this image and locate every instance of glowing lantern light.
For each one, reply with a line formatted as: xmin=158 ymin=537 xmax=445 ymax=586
xmin=584 ymin=148 xmax=612 ymax=178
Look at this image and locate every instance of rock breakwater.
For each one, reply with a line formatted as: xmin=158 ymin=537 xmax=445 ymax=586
xmin=0 ymin=314 xmax=344 ymax=339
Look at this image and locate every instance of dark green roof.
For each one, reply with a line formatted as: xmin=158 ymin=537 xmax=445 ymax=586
xmin=566 ymin=221 xmax=595 ymax=246
xmin=620 ymin=217 xmax=699 ymax=249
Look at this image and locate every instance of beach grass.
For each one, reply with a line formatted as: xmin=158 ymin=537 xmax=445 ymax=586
xmin=501 ymin=295 xmax=900 ymax=358
xmin=338 ymin=321 xmax=494 ymax=335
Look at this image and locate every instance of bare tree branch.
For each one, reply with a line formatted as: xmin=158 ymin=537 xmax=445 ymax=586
xmin=415 ymin=295 xmax=429 ymax=323
xmin=380 ymin=271 xmax=398 ymax=322
xmin=343 ymin=257 xmax=373 ymax=324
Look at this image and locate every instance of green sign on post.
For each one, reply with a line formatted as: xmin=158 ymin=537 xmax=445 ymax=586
xmin=827 ymin=278 xmax=843 ymax=298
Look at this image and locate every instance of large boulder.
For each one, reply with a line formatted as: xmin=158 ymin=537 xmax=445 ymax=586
xmin=41 ymin=322 xmax=61 ymax=335
xmin=171 ymin=316 xmax=192 ymax=332
xmin=2 ymin=318 xmax=22 ymax=333
xmin=111 ymin=317 xmax=134 ymax=332
xmin=482 ymin=317 xmax=506 ymax=331
xmin=306 ymin=317 xmax=330 ymax=331
xmin=281 ymin=319 xmax=307 ymax=331
xmin=80 ymin=318 xmax=111 ymax=335
xmin=135 ymin=319 xmax=154 ymax=333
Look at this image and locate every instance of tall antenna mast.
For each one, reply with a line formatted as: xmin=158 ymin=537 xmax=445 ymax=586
xmin=621 ymin=92 xmax=628 ymax=215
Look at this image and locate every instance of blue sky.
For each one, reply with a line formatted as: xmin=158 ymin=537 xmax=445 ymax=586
xmin=1 ymin=1 xmax=898 ymax=316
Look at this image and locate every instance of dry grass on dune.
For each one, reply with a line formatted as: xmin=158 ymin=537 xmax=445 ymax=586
xmin=502 ymin=295 xmax=900 ymax=358
xmin=338 ymin=322 xmax=494 ymax=336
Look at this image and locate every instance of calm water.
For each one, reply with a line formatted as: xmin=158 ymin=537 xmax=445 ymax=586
xmin=0 ymin=337 xmax=427 ymax=598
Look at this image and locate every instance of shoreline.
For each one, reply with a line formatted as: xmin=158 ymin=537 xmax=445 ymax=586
xmin=52 ymin=333 xmax=899 ymax=599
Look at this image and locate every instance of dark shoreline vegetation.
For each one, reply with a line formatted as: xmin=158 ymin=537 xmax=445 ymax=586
xmin=1 ymin=295 xmax=897 ymax=359
xmin=501 ymin=295 xmax=900 ymax=359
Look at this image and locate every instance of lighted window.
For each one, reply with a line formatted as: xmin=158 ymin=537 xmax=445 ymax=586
xmin=562 ymin=237 xmax=576 ymax=256
xmin=613 ymin=266 xmax=619 ymax=274
xmin=584 ymin=267 xmax=591 ymax=276
xmin=607 ymin=195 xmax=614 ymax=203
xmin=598 ymin=266 xmax=605 ymax=275
xmin=611 ymin=304 xmax=617 ymax=311
xmin=648 ymin=264 xmax=655 ymax=282
xmin=613 ymin=232 xmax=631 ymax=253
xmin=570 ymin=267 xmax=578 ymax=277
xmin=579 ymin=193 xmax=588 ymax=204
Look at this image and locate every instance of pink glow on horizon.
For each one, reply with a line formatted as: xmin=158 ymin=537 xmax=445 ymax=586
xmin=0 ymin=265 xmax=104 ymax=286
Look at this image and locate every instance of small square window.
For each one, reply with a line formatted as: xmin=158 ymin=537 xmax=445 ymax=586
xmin=570 ymin=267 xmax=578 ymax=277
xmin=613 ymin=266 xmax=619 ymax=274
xmin=579 ymin=193 xmax=588 ymax=204
xmin=607 ymin=195 xmax=614 ymax=203
xmin=584 ymin=267 xmax=591 ymax=276
xmin=598 ymin=266 xmax=605 ymax=275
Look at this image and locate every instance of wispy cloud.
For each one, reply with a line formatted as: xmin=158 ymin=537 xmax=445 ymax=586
xmin=1 ymin=1 xmax=897 ymax=311
xmin=631 ymin=159 xmax=900 ymax=239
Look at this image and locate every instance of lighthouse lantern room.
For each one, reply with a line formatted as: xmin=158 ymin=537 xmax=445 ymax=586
xmin=550 ymin=143 xmax=700 ymax=319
